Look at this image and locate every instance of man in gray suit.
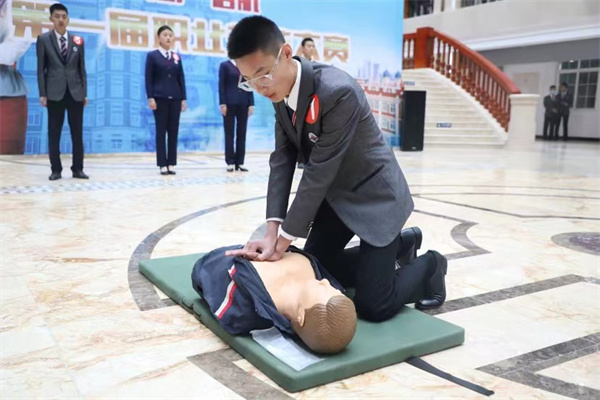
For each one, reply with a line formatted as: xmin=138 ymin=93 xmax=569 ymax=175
xmin=36 ymin=3 xmax=88 ymax=180
xmin=225 ymin=17 xmax=447 ymax=322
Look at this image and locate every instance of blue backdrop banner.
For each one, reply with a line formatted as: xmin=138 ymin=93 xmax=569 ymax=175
xmin=2 ymin=0 xmax=403 ymax=155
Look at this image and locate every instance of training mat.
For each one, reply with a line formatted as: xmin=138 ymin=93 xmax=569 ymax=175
xmin=139 ymin=253 xmax=465 ymax=393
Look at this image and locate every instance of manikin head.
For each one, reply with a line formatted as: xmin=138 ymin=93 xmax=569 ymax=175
xmin=291 ymin=278 xmax=357 ymax=354
xmin=300 ymin=37 xmax=315 ymax=60
xmin=560 ymin=82 xmax=568 ymax=94
xmin=157 ymin=25 xmax=174 ymax=51
xmin=549 ymin=85 xmax=557 ymax=96
xmin=227 ymin=16 xmax=297 ymax=103
xmin=49 ymin=3 xmax=69 ymax=35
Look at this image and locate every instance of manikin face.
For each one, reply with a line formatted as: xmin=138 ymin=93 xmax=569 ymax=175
xmin=235 ymin=43 xmax=296 ymax=103
xmin=296 ymin=279 xmax=343 ymax=326
xmin=158 ymin=29 xmax=174 ymax=50
xmin=50 ymin=10 xmax=69 ymax=34
xmin=302 ymin=41 xmax=315 ymax=59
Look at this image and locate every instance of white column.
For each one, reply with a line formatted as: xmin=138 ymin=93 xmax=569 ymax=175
xmin=507 ymin=94 xmax=539 ymax=150
xmin=433 ymin=0 xmax=443 ymax=13
xmin=452 ymin=0 xmax=462 ymax=10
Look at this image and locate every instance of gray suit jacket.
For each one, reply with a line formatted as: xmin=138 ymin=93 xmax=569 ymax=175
xmin=36 ymin=30 xmax=87 ymax=102
xmin=267 ymin=57 xmax=413 ymax=247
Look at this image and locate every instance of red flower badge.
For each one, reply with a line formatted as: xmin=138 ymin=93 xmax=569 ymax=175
xmin=305 ymin=94 xmax=320 ymax=125
xmin=73 ymin=35 xmax=83 ymax=45
xmin=172 ymin=53 xmax=180 ymax=64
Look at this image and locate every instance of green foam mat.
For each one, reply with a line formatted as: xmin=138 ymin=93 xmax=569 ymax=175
xmin=139 ymin=253 xmax=464 ymax=393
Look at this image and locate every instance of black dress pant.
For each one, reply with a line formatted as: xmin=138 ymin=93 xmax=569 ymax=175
xmin=303 ymin=201 xmax=435 ymax=322
xmin=543 ymin=115 xmax=558 ymax=140
xmin=47 ymin=90 xmax=84 ymax=173
xmin=154 ymin=98 xmax=181 ymax=167
xmin=557 ymin=113 xmax=569 ymax=139
xmin=223 ymin=104 xmax=248 ymax=166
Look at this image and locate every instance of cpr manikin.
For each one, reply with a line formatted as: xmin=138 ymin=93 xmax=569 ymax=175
xmin=191 ymin=246 xmax=357 ymax=354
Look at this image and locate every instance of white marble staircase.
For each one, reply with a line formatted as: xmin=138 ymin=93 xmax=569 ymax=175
xmin=402 ymin=69 xmax=507 ymax=148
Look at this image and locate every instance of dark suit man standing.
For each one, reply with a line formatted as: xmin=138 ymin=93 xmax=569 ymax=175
xmin=36 ymin=3 xmax=88 ymax=180
xmin=542 ymin=85 xmax=559 ymax=140
xmin=225 ymin=17 xmax=447 ymax=322
xmin=300 ymin=38 xmax=315 ymax=61
xmin=556 ymin=82 xmax=573 ymax=141
xmin=219 ymin=60 xmax=254 ymax=172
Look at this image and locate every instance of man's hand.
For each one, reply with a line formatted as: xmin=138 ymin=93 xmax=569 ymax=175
xmin=181 ymin=100 xmax=187 ymax=112
xmin=225 ymin=236 xmax=276 ymax=260
xmin=148 ymin=98 xmax=157 ymax=110
xmin=266 ymin=236 xmax=292 ymax=261
xmin=39 ymin=96 xmax=47 ymax=107
xmin=224 ymin=220 xmax=288 ymax=261
xmin=220 ymin=105 xmax=227 ymax=116
xmin=84 ymin=97 xmax=88 ymax=107
xmin=248 ymin=106 xmax=254 ymax=116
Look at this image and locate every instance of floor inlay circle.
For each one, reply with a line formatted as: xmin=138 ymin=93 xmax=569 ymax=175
xmin=552 ymin=232 xmax=600 ymax=256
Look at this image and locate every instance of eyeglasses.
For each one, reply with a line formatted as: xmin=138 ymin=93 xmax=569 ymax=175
xmin=238 ymin=46 xmax=283 ymax=92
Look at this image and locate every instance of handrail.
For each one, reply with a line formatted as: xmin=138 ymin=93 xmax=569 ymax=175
xmin=403 ymin=27 xmax=521 ymax=131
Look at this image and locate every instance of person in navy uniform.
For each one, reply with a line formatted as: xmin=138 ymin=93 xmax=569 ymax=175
xmin=219 ymin=59 xmax=254 ymax=172
xmin=145 ymin=25 xmax=187 ymax=175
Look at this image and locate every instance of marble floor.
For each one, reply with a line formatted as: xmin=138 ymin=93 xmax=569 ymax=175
xmin=1 ymin=141 xmax=599 ymax=399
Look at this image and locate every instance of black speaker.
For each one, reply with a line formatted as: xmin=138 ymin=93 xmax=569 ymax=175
xmin=400 ymin=90 xmax=426 ymax=151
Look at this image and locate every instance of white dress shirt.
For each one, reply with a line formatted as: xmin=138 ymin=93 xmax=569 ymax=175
xmin=266 ymin=59 xmax=303 ymax=241
xmin=54 ymin=30 xmax=68 ymax=50
xmin=158 ymin=46 xmax=171 ymax=59
xmin=285 ymin=59 xmax=302 ymax=111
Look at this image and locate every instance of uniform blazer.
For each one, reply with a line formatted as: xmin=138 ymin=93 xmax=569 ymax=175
xmin=145 ymin=49 xmax=186 ymax=100
xmin=218 ymin=60 xmax=254 ymax=106
xmin=267 ymin=57 xmax=413 ymax=247
xmin=36 ymin=30 xmax=87 ymax=102
xmin=543 ymin=95 xmax=559 ymax=118
xmin=556 ymin=91 xmax=573 ymax=115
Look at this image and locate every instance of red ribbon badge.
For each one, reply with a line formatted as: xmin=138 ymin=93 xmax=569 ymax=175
xmin=73 ymin=36 xmax=83 ymax=45
xmin=305 ymin=94 xmax=320 ymax=125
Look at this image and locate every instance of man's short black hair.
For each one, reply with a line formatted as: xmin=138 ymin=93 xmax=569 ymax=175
xmin=227 ymin=16 xmax=284 ymax=59
xmin=301 ymin=37 xmax=314 ymax=47
xmin=549 ymin=85 xmax=556 ymax=90
xmin=560 ymin=82 xmax=568 ymax=88
xmin=49 ymin=3 xmax=68 ymax=15
xmin=157 ymin=25 xmax=173 ymax=36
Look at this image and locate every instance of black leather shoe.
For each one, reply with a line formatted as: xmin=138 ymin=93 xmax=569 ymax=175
xmin=167 ymin=169 xmax=176 ymax=175
xmin=416 ymin=251 xmax=447 ymax=310
xmin=396 ymin=227 xmax=422 ymax=266
xmin=235 ymin=165 xmax=249 ymax=172
xmin=49 ymin=172 xmax=62 ymax=181
xmin=72 ymin=170 xmax=89 ymax=179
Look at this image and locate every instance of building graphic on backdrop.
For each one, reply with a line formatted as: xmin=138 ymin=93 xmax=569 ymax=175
xmin=357 ymin=68 xmax=403 ymax=147
xmin=9 ymin=0 xmax=353 ymax=154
